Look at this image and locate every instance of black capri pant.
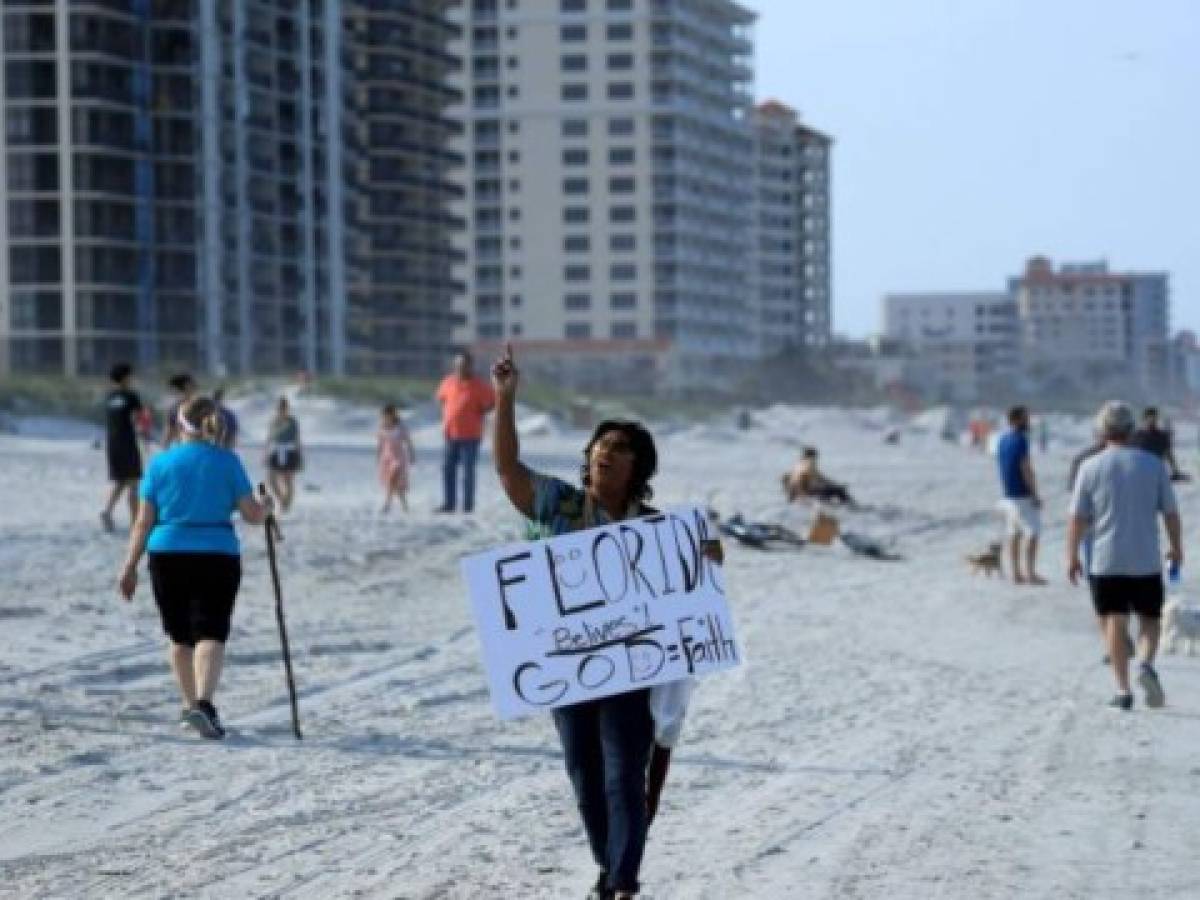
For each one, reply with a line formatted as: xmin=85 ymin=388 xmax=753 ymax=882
xmin=148 ymin=553 xmax=241 ymax=646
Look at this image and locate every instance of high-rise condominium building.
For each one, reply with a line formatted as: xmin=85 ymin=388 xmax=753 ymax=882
xmin=449 ymin=0 xmax=756 ymax=391
xmin=752 ymin=99 xmax=830 ymax=357
xmin=0 ymin=1 xmax=460 ymax=378
xmin=1011 ymin=256 xmax=1170 ymax=391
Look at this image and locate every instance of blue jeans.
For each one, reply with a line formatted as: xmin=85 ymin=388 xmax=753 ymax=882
xmin=553 ymin=690 xmax=655 ymax=895
xmin=442 ymin=438 xmax=480 ymax=511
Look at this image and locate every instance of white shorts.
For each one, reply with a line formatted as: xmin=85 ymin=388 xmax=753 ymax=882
xmin=1000 ymin=497 xmax=1041 ymax=538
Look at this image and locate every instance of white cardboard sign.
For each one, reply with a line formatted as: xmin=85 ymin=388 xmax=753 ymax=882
xmin=461 ymin=505 xmax=741 ymax=718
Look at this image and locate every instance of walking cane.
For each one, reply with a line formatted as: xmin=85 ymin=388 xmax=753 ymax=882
xmin=260 ymin=484 xmax=302 ymax=740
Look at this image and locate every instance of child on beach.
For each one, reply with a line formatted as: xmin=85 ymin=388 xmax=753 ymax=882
xmin=376 ymin=404 xmax=416 ymax=513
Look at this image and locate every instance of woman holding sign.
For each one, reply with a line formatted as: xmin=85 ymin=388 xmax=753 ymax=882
xmin=491 ymin=345 xmax=719 ymax=900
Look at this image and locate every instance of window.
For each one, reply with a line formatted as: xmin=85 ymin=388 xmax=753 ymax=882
xmin=565 ymin=265 xmax=591 ymax=282
xmin=5 ymin=153 xmax=58 ymax=192
xmin=511 ymin=322 xmax=523 ymax=336
xmin=610 ymin=292 xmax=637 ymax=309
xmin=611 ymin=263 xmax=637 ymax=281
xmin=564 ymin=235 xmax=590 ymax=253
xmin=566 ymin=322 xmax=592 ymax=339
xmin=511 ymin=295 xmax=523 ymax=307
xmin=506 ymin=84 xmax=519 ymax=98
xmin=607 ymin=0 xmax=633 ymax=9
xmin=609 ymin=176 xmax=635 ymax=194
xmin=9 ymin=245 xmax=61 ymax=284
xmin=507 ymin=149 xmax=520 ymax=163
xmin=561 ymin=54 xmax=587 ymax=72
xmin=479 ymin=323 xmax=503 ymax=338
xmin=610 ymin=234 xmax=636 ymax=252
xmin=564 ymin=177 xmax=590 ymax=195
xmin=562 ymin=118 xmax=589 ymax=138
xmin=508 ymin=120 xmax=520 ymax=134
xmin=606 ymin=23 xmax=633 ymax=40
xmin=565 ymin=293 xmax=591 ymax=310
xmin=610 ymin=205 xmax=636 ymax=222
xmin=564 ymin=206 xmax=590 ymax=223
xmin=608 ymin=117 xmax=634 ymax=136
xmin=608 ymin=146 xmax=635 ymax=165
xmin=507 ymin=56 xmax=519 ymax=69
xmin=562 ymin=83 xmax=588 ymax=102
xmin=611 ymin=321 xmax=637 ymax=339
xmin=563 ymin=148 xmax=589 ymax=166
xmin=561 ymin=24 xmax=587 ymax=41
xmin=607 ymin=82 xmax=634 ymax=100
xmin=508 ymin=207 xmax=521 ymax=221
xmin=607 ymin=53 xmax=634 ymax=71
xmin=561 ymin=0 xmax=587 ymax=10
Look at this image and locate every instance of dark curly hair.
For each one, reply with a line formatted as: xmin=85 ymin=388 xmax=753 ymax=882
xmin=580 ymin=419 xmax=657 ymax=505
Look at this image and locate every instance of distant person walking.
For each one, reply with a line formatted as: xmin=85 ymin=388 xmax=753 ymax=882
xmin=1068 ymin=401 xmax=1182 ymax=710
xmin=1131 ymin=406 xmax=1182 ymax=480
xmin=265 ymin=395 xmax=302 ymax=513
xmin=1069 ymin=431 xmax=1133 ymax=663
xmin=996 ymin=405 xmax=1044 ymax=584
xmin=161 ymin=373 xmax=197 ymax=447
xmin=435 ymin=350 xmax=495 ymax=513
xmin=116 ymin=395 xmax=271 ymax=738
xmin=213 ymin=386 xmax=239 ymax=450
xmin=376 ymin=403 xmax=416 ymax=513
xmin=100 ymin=363 xmax=144 ymax=532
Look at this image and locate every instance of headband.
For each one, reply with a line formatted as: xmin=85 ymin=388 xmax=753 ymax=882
xmin=177 ymin=408 xmax=202 ymax=436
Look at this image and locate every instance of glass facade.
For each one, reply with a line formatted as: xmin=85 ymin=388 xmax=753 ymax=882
xmin=1 ymin=0 xmax=462 ymax=377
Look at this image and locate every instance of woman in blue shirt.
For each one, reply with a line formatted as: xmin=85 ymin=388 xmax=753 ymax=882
xmin=117 ymin=395 xmax=271 ymax=739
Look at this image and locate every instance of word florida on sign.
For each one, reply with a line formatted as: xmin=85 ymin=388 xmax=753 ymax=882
xmin=461 ymin=505 xmax=740 ymax=719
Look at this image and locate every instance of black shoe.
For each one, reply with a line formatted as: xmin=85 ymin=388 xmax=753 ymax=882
xmin=586 ymin=870 xmax=612 ymax=900
xmin=1137 ymin=664 xmax=1165 ymax=708
xmin=1107 ymin=693 xmax=1133 ymax=711
xmin=185 ymin=700 xmax=226 ymax=739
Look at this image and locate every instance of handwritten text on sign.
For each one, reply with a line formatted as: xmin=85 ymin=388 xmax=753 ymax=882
xmin=461 ymin=506 xmax=740 ymax=718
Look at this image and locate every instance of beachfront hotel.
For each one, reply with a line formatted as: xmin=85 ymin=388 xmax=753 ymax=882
xmin=752 ymin=99 xmax=831 ymax=358
xmin=448 ymin=0 xmax=758 ymax=391
xmin=0 ymin=1 xmax=461 ymax=378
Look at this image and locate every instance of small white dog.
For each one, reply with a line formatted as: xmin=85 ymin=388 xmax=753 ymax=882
xmin=1162 ymin=597 xmax=1200 ymax=655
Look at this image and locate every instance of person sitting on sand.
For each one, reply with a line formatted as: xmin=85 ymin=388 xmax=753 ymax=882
xmin=783 ymin=446 xmax=856 ymax=507
xmin=376 ymin=403 xmax=416 ymax=514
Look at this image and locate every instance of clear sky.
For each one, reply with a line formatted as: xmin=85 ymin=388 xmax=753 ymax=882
xmin=743 ymin=0 xmax=1200 ymax=339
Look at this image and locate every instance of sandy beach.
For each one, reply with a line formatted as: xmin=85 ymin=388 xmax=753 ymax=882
xmin=0 ymin=393 xmax=1197 ymax=899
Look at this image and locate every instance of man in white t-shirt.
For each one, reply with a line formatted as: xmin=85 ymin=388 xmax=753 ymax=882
xmin=1067 ymin=401 xmax=1183 ymax=711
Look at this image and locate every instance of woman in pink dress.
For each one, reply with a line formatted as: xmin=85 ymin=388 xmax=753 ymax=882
xmin=377 ymin=404 xmax=416 ymax=513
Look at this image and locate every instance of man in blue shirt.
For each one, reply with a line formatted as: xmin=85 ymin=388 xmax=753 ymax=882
xmin=996 ymin=405 xmax=1044 ymax=584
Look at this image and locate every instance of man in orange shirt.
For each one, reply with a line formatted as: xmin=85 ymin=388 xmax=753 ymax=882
xmin=435 ymin=351 xmax=496 ymax=513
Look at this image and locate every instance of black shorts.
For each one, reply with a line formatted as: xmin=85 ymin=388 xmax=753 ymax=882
xmin=268 ymin=449 xmax=301 ymax=473
xmin=148 ymin=553 xmax=241 ymax=646
xmin=1090 ymin=574 xmax=1164 ymax=619
xmin=107 ymin=442 xmax=142 ymax=481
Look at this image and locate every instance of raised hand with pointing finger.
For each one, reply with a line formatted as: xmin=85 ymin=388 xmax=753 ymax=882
xmin=491 ymin=343 xmax=519 ymax=400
